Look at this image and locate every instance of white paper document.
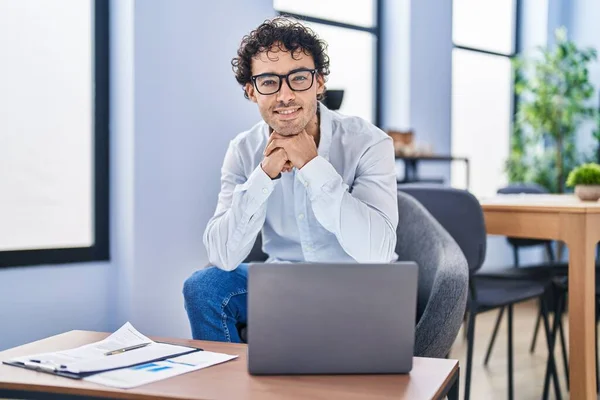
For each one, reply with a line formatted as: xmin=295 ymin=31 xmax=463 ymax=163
xmin=84 ymin=351 xmax=238 ymax=389
xmin=9 ymin=322 xmax=195 ymax=374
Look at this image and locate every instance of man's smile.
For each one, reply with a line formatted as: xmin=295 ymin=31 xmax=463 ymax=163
xmin=274 ymin=107 xmax=302 ymax=119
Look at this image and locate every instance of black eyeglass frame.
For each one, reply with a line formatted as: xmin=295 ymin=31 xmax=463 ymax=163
xmin=251 ymin=68 xmax=318 ymax=95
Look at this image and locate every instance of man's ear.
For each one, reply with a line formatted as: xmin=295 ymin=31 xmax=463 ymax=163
xmin=316 ymin=74 xmax=325 ymax=97
xmin=245 ymin=83 xmax=258 ymax=103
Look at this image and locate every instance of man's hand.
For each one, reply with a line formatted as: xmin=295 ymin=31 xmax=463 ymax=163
xmin=261 ymin=147 xmax=293 ymax=179
xmin=263 ymin=130 xmax=318 ymax=169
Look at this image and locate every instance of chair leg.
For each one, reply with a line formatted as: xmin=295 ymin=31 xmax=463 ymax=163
xmin=463 ymin=310 xmax=469 ymax=340
xmin=507 ymin=304 xmax=514 ymax=400
xmin=484 ymin=307 xmax=504 ymax=366
xmin=594 ymin=312 xmax=600 ymax=393
xmin=594 ymin=296 xmax=600 ymax=393
xmin=463 ymin=311 xmax=468 ymax=340
xmin=545 ymin=241 xmax=555 ymax=262
xmin=542 ymin=296 xmax=563 ymax=400
xmin=557 ymin=304 xmax=569 ymax=390
xmin=530 ymin=300 xmax=542 ymax=354
xmin=464 ymin=309 xmax=477 ymax=400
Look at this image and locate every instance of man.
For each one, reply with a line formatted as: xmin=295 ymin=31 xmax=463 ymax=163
xmin=183 ymin=17 xmax=399 ymax=343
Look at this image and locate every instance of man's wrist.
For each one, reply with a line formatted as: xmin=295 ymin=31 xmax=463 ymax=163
xmin=298 ymin=153 xmax=318 ymax=170
xmin=260 ymin=161 xmax=281 ymax=180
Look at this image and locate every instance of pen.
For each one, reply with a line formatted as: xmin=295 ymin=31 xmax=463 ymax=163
xmin=104 ymin=342 xmax=151 ymax=356
xmin=28 ymin=360 xmax=58 ymax=372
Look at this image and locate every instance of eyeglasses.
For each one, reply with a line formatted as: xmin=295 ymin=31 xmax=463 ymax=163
xmin=251 ymin=68 xmax=317 ymax=95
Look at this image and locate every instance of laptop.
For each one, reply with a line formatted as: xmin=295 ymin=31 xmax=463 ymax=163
xmin=247 ymin=262 xmax=419 ymax=375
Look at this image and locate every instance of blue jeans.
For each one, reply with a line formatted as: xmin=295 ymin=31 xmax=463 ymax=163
xmin=182 ymin=264 xmax=248 ymax=342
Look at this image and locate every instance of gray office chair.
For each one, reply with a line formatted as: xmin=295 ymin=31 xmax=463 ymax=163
xmin=242 ymin=233 xmax=269 ymax=264
xmin=239 ymin=192 xmax=470 ymax=363
xmin=395 ymin=191 xmax=469 ymax=358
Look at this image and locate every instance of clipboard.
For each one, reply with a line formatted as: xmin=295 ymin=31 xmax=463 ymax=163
xmin=2 ymin=341 xmax=204 ymax=379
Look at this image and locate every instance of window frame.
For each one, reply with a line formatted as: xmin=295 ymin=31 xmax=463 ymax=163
xmin=0 ymin=0 xmax=110 ymax=268
xmin=451 ymin=0 xmax=522 ymax=113
xmin=275 ymin=0 xmax=382 ymax=127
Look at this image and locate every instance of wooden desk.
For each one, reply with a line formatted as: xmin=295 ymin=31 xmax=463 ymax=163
xmin=0 ymin=331 xmax=459 ymax=400
xmin=481 ymin=194 xmax=600 ymax=400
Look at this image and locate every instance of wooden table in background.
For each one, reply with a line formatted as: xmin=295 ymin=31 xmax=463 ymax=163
xmin=481 ymin=194 xmax=600 ymax=400
xmin=0 ymin=330 xmax=459 ymax=400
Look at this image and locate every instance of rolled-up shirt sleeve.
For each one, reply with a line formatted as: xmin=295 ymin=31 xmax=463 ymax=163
xmin=296 ymin=137 xmax=398 ymax=262
xmin=203 ymin=141 xmax=278 ymax=271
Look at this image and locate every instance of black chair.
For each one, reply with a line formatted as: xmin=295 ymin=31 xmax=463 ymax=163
xmin=479 ymin=184 xmax=568 ymax=366
xmin=397 ymin=185 xmax=562 ymax=400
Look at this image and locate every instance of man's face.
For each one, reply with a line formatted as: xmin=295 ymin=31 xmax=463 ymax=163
xmin=245 ymin=44 xmax=325 ymax=136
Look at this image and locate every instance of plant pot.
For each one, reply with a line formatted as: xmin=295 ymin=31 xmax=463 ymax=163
xmin=574 ymin=184 xmax=600 ymax=201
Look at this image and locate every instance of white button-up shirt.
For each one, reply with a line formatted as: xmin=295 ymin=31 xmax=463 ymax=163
xmin=204 ymin=103 xmax=399 ymax=271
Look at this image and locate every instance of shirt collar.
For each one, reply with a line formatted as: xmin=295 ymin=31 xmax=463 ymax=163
xmin=316 ymin=101 xmax=333 ymax=161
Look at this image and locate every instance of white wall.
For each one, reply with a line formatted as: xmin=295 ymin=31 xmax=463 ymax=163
xmin=381 ymin=0 xmax=410 ymax=131
xmin=409 ymin=0 xmax=453 ymax=181
xmin=382 ymin=0 xmax=453 ymax=183
xmin=0 ymin=262 xmax=111 ymax=351
xmin=118 ymin=0 xmax=273 ymax=339
xmin=109 ymin=0 xmax=135 ymax=330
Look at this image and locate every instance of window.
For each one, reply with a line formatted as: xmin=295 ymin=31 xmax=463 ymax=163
xmin=451 ymin=0 xmax=519 ymax=197
xmin=0 ymin=0 xmax=109 ymax=267
xmin=452 ymin=0 xmax=517 ymax=56
xmin=451 ymin=50 xmax=513 ymax=194
xmin=274 ymin=0 xmax=376 ymax=28
xmin=274 ymin=0 xmax=381 ymax=125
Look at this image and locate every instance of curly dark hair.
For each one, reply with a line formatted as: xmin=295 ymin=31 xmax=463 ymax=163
xmin=231 ymin=16 xmax=330 ymax=100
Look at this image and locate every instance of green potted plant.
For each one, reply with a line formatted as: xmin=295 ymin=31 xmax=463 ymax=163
xmin=566 ymin=163 xmax=600 ymax=201
xmin=507 ymin=27 xmax=599 ymax=193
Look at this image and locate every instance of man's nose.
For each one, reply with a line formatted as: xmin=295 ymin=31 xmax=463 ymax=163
xmin=276 ymin=79 xmax=295 ymax=103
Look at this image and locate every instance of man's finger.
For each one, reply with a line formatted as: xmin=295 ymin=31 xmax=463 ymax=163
xmin=271 ymin=131 xmax=286 ymax=139
xmin=264 ymin=140 xmax=277 ymax=156
xmin=264 ymin=139 xmax=285 ymax=156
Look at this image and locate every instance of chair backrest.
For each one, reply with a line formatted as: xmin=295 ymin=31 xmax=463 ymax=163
xmin=395 ymin=191 xmax=469 ymax=358
xmin=497 ymin=183 xmax=547 ymax=195
xmin=243 ymin=233 xmax=269 ymax=263
xmin=497 ymin=183 xmax=551 ymax=248
xmin=397 ymin=185 xmax=487 ymax=274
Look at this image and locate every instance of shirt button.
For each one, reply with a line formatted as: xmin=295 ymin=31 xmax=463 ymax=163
xmin=298 ymin=213 xmax=305 ymax=220
xmin=303 ymin=181 xmax=309 ymax=187
xmin=262 ymin=188 xmax=268 ymax=194
xmin=305 ymin=245 xmax=312 ymax=251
